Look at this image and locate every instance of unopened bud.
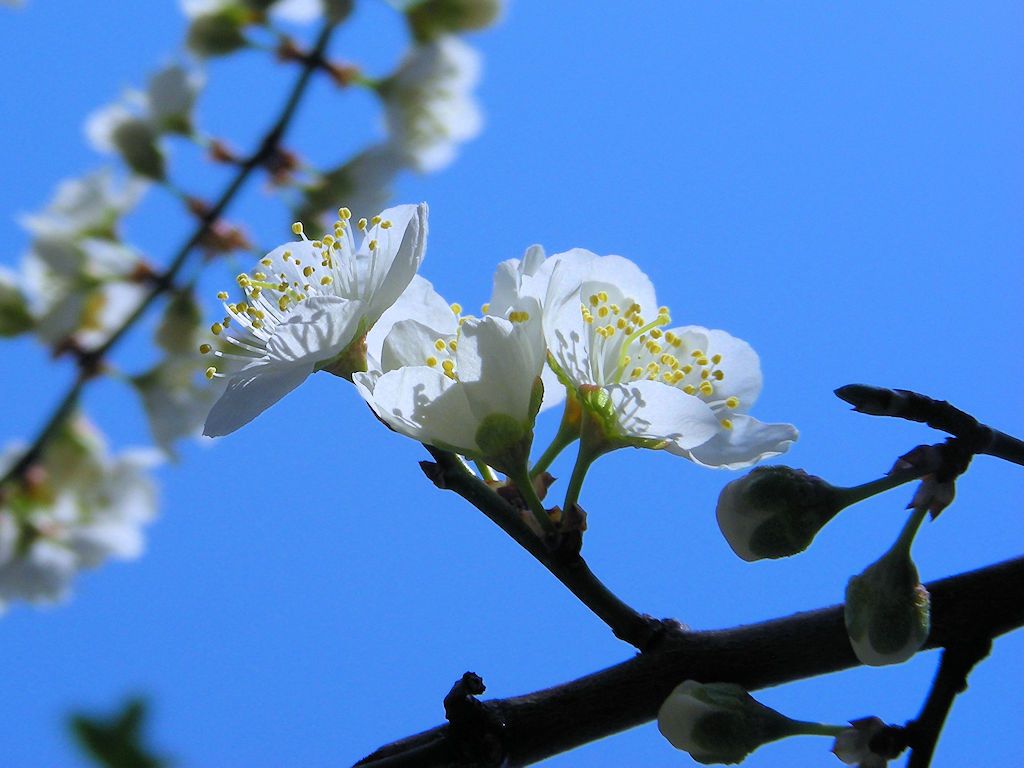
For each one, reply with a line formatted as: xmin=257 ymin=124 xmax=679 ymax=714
xmin=110 ymin=119 xmax=166 ymax=181
xmin=844 ymin=509 xmax=931 ymax=666
xmin=716 ymin=466 xmax=844 ymax=561
xmin=408 ymin=0 xmax=503 ymax=40
xmin=0 ymin=268 xmax=33 ymax=337
xmin=658 ymin=681 xmax=799 ymax=764
xmin=833 ymin=716 xmax=893 ymax=767
xmin=186 ymin=9 xmax=249 ymax=57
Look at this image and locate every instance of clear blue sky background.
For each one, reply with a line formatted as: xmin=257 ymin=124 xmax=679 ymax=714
xmin=1 ymin=2 xmax=1022 ymax=766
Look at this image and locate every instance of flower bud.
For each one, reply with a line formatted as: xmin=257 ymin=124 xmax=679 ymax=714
xmin=832 ymin=716 xmax=891 ymax=767
xmin=407 ymin=0 xmax=503 ymax=40
xmin=186 ymin=9 xmax=249 ymax=57
xmin=844 ymin=525 xmax=930 ymax=666
xmin=716 ymin=466 xmax=844 ymax=561
xmin=0 ymin=268 xmax=33 ymax=337
xmin=658 ymin=681 xmax=798 ymax=764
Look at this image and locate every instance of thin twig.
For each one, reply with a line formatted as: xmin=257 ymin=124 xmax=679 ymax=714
xmin=0 ymin=21 xmax=340 ymax=489
xmin=905 ymin=634 xmax=993 ymax=768
xmin=354 ymin=555 xmax=1024 ymax=768
xmin=423 ymin=447 xmax=668 ymax=651
xmin=835 ymin=384 xmax=1024 ymax=466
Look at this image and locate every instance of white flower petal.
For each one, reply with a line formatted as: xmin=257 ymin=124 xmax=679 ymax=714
xmin=203 ymin=362 xmax=314 ymax=437
xmin=673 ymin=325 xmax=763 ymax=410
xmin=456 ymin=315 xmax=543 ymax=424
xmin=605 ymin=381 xmax=720 ymax=450
xmin=367 ymin=274 xmax=455 ymax=368
xmin=683 ymin=414 xmax=799 ymax=469
xmin=265 ymin=295 xmax=367 ymax=366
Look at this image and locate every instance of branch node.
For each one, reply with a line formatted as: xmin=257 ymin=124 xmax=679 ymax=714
xmin=443 ymin=672 xmax=506 ymax=768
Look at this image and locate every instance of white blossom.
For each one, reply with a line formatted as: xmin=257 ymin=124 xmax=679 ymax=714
xmin=354 ymin=313 xmax=544 ymax=466
xmin=21 ymin=170 xmax=143 ymax=240
xmin=382 ymin=36 xmax=483 ymax=173
xmin=203 ymin=203 xmax=428 ymax=437
xmin=543 ymin=249 xmax=797 ymax=467
xmin=0 ymin=421 xmax=159 ymax=614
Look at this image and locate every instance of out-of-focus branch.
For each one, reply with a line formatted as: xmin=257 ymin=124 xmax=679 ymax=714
xmin=0 ymin=21 xmax=340 ymax=490
xmin=354 ymin=555 xmax=1024 ymax=768
xmin=422 ymin=447 xmax=669 ymax=651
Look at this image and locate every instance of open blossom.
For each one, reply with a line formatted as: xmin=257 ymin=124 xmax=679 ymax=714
xmin=354 ymin=311 xmax=544 ymax=467
xmin=202 ymin=203 xmax=428 ymax=437
xmin=21 ymin=170 xmax=143 ymax=241
xmin=382 ymin=36 xmax=482 ymax=173
xmin=542 ymin=249 xmax=797 ymax=468
xmin=0 ymin=419 xmax=159 ymax=614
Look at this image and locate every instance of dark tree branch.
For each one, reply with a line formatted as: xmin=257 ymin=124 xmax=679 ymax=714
xmin=422 ymin=447 xmax=670 ymax=651
xmin=904 ymin=634 xmax=993 ymax=768
xmin=835 ymin=384 xmax=1024 ymax=467
xmin=354 ymin=555 xmax=1024 ymax=768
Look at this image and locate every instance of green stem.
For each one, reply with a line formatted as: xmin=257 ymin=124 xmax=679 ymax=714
xmin=788 ymin=720 xmax=847 ymax=738
xmin=530 ymin=424 xmax=578 ymax=478
xmin=474 ymin=461 xmax=497 ymax=484
xmin=894 ymin=504 xmax=930 ymax=556
xmin=837 ymin=465 xmax=928 ymax=507
xmin=0 ymin=20 xmax=341 ymax=489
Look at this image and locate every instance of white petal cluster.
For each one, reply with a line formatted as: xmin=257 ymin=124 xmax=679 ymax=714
xmin=382 ymin=36 xmax=483 ymax=173
xmin=13 ymin=171 xmax=148 ymax=350
xmin=0 ymin=419 xmax=159 ymax=614
xmin=202 ymin=203 xmax=428 ymax=436
xmin=86 ymin=64 xmax=204 ymax=178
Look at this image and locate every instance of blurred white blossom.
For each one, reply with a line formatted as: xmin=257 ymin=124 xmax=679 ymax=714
xmin=0 ymin=419 xmax=159 ymax=614
xmin=382 ymin=36 xmax=482 ymax=172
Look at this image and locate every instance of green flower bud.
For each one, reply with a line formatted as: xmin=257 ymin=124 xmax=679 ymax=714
xmin=186 ymin=8 xmax=249 ymax=57
xmin=0 ymin=269 xmax=33 ymax=337
xmin=109 ymin=118 xmax=165 ymax=181
xmin=407 ymin=0 xmax=503 ymax=41
xmin=716 ymin=466 xmax=844 ymax=561
xmin=845 ymin=509 xmax=931 ymax=666
xmin=156 ymin=291 xmax=202 ymax=356
xmin=658 ymin=681 xmax=799 ymax=765
xmin=833 ymin=717 xmax=891 ymax=767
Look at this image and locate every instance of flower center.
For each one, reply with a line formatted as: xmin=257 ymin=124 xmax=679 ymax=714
xmin=201 ymin=207 xmax=395 ymax=380
xmin=579 ymin=291 xmax=740 ymax=429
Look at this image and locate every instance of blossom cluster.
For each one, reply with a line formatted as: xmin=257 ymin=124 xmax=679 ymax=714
xmin=0 ymin=418 xmax=158 ymax=613
xmin=201 ymin=203 xmax=797 ymax=486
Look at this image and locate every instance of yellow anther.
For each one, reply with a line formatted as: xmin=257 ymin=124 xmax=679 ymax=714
xmin=597 ymin=290 xmax=608 ymax=302
xmin=684 ymin=384 xmax=697 ymax=395
xmin=650 ymin=328 xmax=663 ymax=339
xmin=434 ymin=339 xmax=446 ymax=351
xmin=711 ymin=353 xmax=722 ymax=364
xmin=610 ymin=304 xmax=620 ymax=314
xmin=713 ymin=370 xmax=725 ymax=381
xmin=726 ymin=396 xmax=740 ymax=409
xmin=682 ymin=364 xmax=693 ymax=374
xmin=721 ymin=418 xmax=734 ymax=430
xmin=617 ymin=318 xmax=627 ymax=329
xmin=481 ymin=303 xmax=491 ymax=314
xmin=630 ymin=366 xmax=643 ymax=379
xmin=371 ymin=215 xmax=381 ymax=226
xmin=303 ymin=266 xmax=314 ymax=277
xmin=338 ymin=207 xmax=351 ymax=220
xmin=448 ymin=339 xmax=458 ymax=351
xmin=199 ymin=344 xmax=212 ymax=354
xmin=381 ymin=220 xmax=392 ymax=230
xmin=235 ymin=302 xmax=248 ymax=314
xmin=441 ymin=359 xmax=456 ymax=377
xmin=598 ymin=306 xmax=609 ymax=318
xmin=697 ymin=357 xmax=709 ymax=366
xmin=211 ymin=322 xmax=223 ymax=335
xmin=320 ymin=276 xmax=333 ymax=285
xmin=278 ymin=296 xmax=290 ymax=311
xmin=222 ymin=316 xmax=232 ymax=327
xmin=589 ymin=294 xmax=600 ymax=307
xmin=260 ymin=257 xmax=272 ymax=267
xmin=700 ymin=380 xmax=714 ymax=396
xmin=205 ymin=366 xmax=217 ymax=380
xmin=217 ymin=291 xmax=229 ymax=300
xmin=691 ymin=349 xmax=704 ymax=358
xmin=450 ymin=303 xmax=463 ymax=315
xmin=701 ymin=370 xmax=709 ymax=380
xmin=368 ymin=239 xmax=378 ymax=251
xmin=426 ymin=356 xmax=438 ymax=367
xmin=291 ymin=222 xmax=303 ymax=236
xmin=358 ymin=218 xmax=368 ymax=231
xmin=658 ymin=306 xmax=670 ymax=316
xmin=254 ymin=272 xmax=266 ymax=281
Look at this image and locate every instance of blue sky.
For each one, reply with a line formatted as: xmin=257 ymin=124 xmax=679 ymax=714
xmin=1 ymin=2 xmax=1022 ymax=766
